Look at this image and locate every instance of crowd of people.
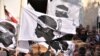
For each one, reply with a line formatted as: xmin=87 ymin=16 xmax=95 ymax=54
xmin=0 ymin=24 xmax=100 ymax=56
xmin=72 ymin=24 xmax=100 ymax=56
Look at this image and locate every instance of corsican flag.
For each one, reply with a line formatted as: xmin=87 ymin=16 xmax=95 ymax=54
xmin=0 ymin=19 xmax=16 ymax=49
xmin=18 ymin=4 xmax=76 ymax=42
xmin=47 ymin=0 xmax=81 ymax=27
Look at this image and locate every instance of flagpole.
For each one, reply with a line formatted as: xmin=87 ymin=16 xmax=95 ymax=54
xmin=0 ymin=0 xmax=5 ymax=19
xmin=96 ymin=1 xmax=100 ymax=34
xmin=15 ymin=0 xmax=23 ymax=56
xmin=0 ymin=0 xmax=5 ymax=53
xmin=46 ymin=0 xmax=50 ymax=13
xmin=98 ymin=2 xmax=100 ymax=33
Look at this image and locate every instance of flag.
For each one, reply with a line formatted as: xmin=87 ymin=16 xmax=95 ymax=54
xmin=0 ymin=19 xmax=16 ymax=48
xmin=5 ymin=8 xmax=18 ymax=24
xmin=18 ymin=4 xmax=76 ymax=42
xmin=18 ymin=0 xmax=81 ymax=53
xmin=47 ymin=0 xmax=81 ymax=27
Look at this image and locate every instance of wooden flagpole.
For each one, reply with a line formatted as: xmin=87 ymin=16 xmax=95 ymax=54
xmin=15 ymin=0 xmax=23 ymax=56
xmin=0 ymin=0 xmax=5 ymax=53
xmin=0 ymin=0 xmax=5 ymax=19
xmin=98 ymin=2 xmax=100 ymax=33
xmin=96 ymin=1 xmax=100 ymax=34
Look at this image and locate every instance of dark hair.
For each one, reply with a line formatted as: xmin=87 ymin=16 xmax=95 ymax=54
xmin=79 ymin=47 xmax=86 ymax=56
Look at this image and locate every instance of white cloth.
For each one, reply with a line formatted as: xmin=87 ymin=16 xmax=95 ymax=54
xmin=47 ymin=0 xmax=81 ymax=27
xmin=17 ymin=41 xmax=30 ymax=53
xmin=18 ymin=4 xmax=77 ymax=41
xmin=0 ymin=19 xmax=16 ymax=49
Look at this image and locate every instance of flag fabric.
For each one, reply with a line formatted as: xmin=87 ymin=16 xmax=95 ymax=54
xmin=5 ymin=8 xmax=18 ymax=24
xmin=0 ymin=19 xmax=16 ymax=49
xmin=18 ymin=4 xmax=77 ymax=42
xmin=47 ymin=0 xmax=81 ymax=27
xmin=18 ymin=0 xmax=80 ymax=54
xmin=17 ymin=41 xmax=30 ymax=53
xmin=18 ymin=1 xmax=80 ymax=53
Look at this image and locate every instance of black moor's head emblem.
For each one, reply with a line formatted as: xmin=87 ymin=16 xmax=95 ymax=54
xmin=0 ymin=22 xmax=15 ymax=47
xmin=35 ymin=24 xmax=54 ymax=41
xmin=38 ymin=15 xmax=57 ymax=29
xmin=56 ymin=5 xmax=69 ymax=18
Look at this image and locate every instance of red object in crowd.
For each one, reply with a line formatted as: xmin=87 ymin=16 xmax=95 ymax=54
xmin=5 ymin=8 xmax=18 ymax=24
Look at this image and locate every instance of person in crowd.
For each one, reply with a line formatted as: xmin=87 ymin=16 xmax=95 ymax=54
xmin=79 ymin=24 xmax=84 ymax=31
xmin=79 ymin=28 xmax=88 ymax=42
xmin=76 ymin=24 xmax=84 ymax=36
xmin=94 ymin=30 xmax=100 ymax=43
xmin=73 ymin=45 xmax=79 ymax=56
xmin=72 ymin=34 xmax=81 ymax=41
xmin=86 ymin=34 xmax=96 ymax=56
xmin=94 ymin=43 xmax=100 ymax=56
xmin=85 ymin=25 xmax=90 ymax=35
xmin=85 ymin=44 xmax=92 ymax=56
xmin=91 ymin=26 xmax=100 ymax=43
xmin=86 ymin=30 xmax=97 ymax=44
xmin=92 ymin=26 xmax=97 ymax=35
xmin=78 ymin=47 xmax=86 ymax=56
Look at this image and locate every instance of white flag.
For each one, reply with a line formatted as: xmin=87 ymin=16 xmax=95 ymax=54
xmin=0 ymin=19 xmax=16 ymax=49
xmin=18 ymin=4 xmax=76 ymax=42
xmin=47 ymin=0 xmax=81 ymax=27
